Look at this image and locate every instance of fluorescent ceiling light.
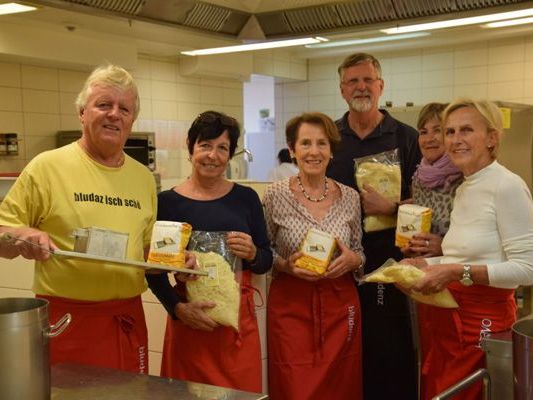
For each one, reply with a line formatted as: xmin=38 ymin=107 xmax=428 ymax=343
xmin=0 ymin=2 xmax=36 ymax=15
xmin=305 ymin=32 xmax=430 ymax=49
xmin=181 ymin=37 xmax=327 ymax=56
xmin=381 ymin=7 xmax=533 ymax=34
xmin=483 ymin=17 xmax=533 ymax=28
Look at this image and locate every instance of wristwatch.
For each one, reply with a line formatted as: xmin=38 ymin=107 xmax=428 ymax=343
xmin=460 ymin=264 xmax=474 ymax=286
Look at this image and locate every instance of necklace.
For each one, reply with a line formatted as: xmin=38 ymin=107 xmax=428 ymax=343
xmin=297 ymin=175 xmax=329 ymax=202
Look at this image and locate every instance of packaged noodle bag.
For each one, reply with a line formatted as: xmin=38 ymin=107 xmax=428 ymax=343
xmin=186 ymin=231 xmax=241 ymax=331
xmin=354 ymin=149 xmax=401 ymax=232
xmin=294 ymin=228 xmax=336 ymax=275
xmin=363 ymin=259 xmax=458 ymax=308
xmin=147 ymin=221 xmax=192 ymax=268
xmin=395 ymin=204 xmax=433 ymax=248
xmin=187 ymin=251 xmax=240 ymax=330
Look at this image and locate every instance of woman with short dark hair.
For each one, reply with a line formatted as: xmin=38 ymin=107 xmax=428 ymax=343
xmin=147 ymin=110 xmax=272 ymax=392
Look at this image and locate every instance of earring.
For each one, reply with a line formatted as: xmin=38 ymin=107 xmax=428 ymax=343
xmin=330 ymin=155 xmax=334 ymax=159
xmin=187 ymin=155 xmax=191 ymax=161
xmin=487 ymin=145 xmax=494 ymax=150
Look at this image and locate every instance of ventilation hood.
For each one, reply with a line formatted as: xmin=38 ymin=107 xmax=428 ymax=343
xmin=28 ymin=0 xmax=533 ymax=41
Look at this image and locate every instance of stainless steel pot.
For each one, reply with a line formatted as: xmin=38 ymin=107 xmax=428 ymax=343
xmin=0 ymin=297 xmax=71 ymax=400
xmin=513 ymin=315 xmax=533 ymax=400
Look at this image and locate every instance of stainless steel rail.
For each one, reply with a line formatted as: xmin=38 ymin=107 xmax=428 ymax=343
xmin=432 ymin=368 xmax=491 ymax=400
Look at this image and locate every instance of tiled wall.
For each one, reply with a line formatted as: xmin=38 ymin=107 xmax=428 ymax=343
xmin=0 ymin=57 xmax=245 ymax=182
xmin=274 ymin=34 xmax=533 ymax=148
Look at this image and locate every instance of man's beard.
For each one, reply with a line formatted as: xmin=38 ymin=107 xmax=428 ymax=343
xmin=348 ymin=91 xmax=374 ymax=112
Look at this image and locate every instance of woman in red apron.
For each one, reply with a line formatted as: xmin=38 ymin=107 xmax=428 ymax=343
xmin=404 ymin=99 xmax=533 ymax=400
xmin=263 ymin=113 xmax=365 ymax=400
xmin=146 ymin=111 xmax=272 ymax=392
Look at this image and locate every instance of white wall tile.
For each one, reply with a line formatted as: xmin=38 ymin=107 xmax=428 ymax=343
xmin=488 ymin=63 xmax=524 ymax=83
xmin=524 ymin=80 xmax=533 ymax=98
xmin=176 ymin=83 xmax=200 ymax=103
xmin=283 ymin=96 xmax=308 ymax=113
xmin=453 ymin=84 xmax=488 ymax=99
xmin=24 ymin=113 xmax=60 ymax=136
xmin=151 ymin=100 xmax=178 ymax=120
xmin=21 ymin=65 xmax=58 ymax=91
xmin=422 ymin=51 xmax=454 ymax=71
xmin=526 ymin=39 xmax=533 ymax=61
xmin=489 ymin=42 xmax=525 ymax=65
xmin=308 ymin=79 xmax=338 ymax=96
xmin=0 ymin=111 xmax=24 ymax=133
xmin=151 ymin=81 xmax=177 ymax=102
xmin=22 ymin=89 xmax=59 ymax=114
xmin=136 ymin=78 xmax=152 ymax=99
xmin=282 ymin=82 xmax=308 ymax=98
xmin=0 ymin=257 xmax=33 ymax=289
xmin=143 ymin=301 xmax=167 ymax=352
xmin=60 ymin=115 xmax=82 ymax=130
xmin=148 ymin=351 xmax=162 ymax=376
xmin=524 ymin=61 xmax=533 ymax=80
xmin=59 ymin=92 xmax=77 ymax=115
xmin=150 ymin=61 xmax=176 ymax=82
xmin=273 ymin=60 xmax=291 ymax=78
xmin=178 ymin=102 xmax=202 ymax=121
xmin=309 ymin=95 xmax=337 ymax=113
xmin=390 ymin=55 xmax=422 ymax=74
xmin=58 ymin=70 xmax=87 ymax=93
xmin=134 ymin=58 xmax=152 ymax=79
xmin=488 ymin=81 xmax=524 ymax=101
xmin=391 ymin=72 xmax=422 ymax=90
xmin=0 ymin=62 xmax=21 ymax=87
xmin=309 ymin=63 xmax=337 ymax=81
xmin=223 ymin=87 xmax=243 ymax=106
xmin=391 ymin=88 xmax=421 ymax=107
xmin=200 ymin=85 xmax=223 ymax=105
xmin=454 ymin=46 xmax=488 ymax=68
xmin=0 ymin=87 xmax=23 ymax=111
xmin=454 ymin=66 xmax=488 ymax=86
xmin=421 ymin=86 xmax=454 ymax=104
xmin=138 ymin=97 xmax=153 ymax=120
xmin=422 ymin=69 xmax=454 ymax=88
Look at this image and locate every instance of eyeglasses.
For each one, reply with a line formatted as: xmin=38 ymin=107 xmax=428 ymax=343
xmin=341 ymin=77 xmax=381 ymax=87
xmin=195 ymin=112 xmax=238 ymax=127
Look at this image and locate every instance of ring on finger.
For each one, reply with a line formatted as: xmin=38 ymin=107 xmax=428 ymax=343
xmin=425 ymin=240 xmax=430 ymax=247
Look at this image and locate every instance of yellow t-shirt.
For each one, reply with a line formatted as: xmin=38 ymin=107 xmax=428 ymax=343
xmin=0 ymin=142 xmax=157 ymax=301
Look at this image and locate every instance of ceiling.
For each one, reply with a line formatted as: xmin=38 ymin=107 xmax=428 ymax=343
xmin=4 ymin=0 xmax=533 ymax=58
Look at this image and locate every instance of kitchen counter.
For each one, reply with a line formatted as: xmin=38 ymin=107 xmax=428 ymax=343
xmin=51 ymin=364 xmax=268 ymax=400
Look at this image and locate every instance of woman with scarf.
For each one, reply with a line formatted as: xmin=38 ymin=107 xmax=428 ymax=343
xmin=399 ymin=103 xmax=462 ymax=397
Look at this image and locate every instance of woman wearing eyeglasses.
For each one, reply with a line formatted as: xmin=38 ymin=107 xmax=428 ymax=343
xmin=146 ymin=111 xmax=272 ymax=392
xmin=263 ymin=112 xmax=365 ymax=400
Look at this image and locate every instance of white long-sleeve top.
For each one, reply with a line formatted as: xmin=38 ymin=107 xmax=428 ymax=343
xmin=440 ymin=161 xmax=533 ymax=288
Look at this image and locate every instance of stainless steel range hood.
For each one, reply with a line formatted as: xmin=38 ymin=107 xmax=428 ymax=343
xmin=29 ymin=0 xmax=533 ymax=40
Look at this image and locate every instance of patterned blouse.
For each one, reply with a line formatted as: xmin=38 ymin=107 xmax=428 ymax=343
xmin=412 ymin=177 xmax=462 ymax=237
xmin=263 ymin=178 xmax=365 ymax=267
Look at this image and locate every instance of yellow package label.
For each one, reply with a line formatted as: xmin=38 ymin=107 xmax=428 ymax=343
xmin=395 ymin=204 xmax=433 ymax=248
xmin=355 ymin=161 xmax=401 ymax=232
xmin=147 ymin=221 xmax=192 ymax=268
xmin=294 ymin=228 xmax=336 ymax=275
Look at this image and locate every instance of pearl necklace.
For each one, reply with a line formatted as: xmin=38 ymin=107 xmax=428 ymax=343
xmin=297 ymin=175 xmax=329 ymax=202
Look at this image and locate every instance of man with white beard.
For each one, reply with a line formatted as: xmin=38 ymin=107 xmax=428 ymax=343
xmin=327 ymin=53 xmax=421 ymax=400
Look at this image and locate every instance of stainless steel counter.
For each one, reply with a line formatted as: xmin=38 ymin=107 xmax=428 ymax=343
xmin=51 ymin=364 xmax=268 ymax=400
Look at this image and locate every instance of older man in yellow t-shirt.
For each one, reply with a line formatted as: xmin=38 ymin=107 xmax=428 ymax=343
xmin=0 ymin=65 xmax=162 ymax=373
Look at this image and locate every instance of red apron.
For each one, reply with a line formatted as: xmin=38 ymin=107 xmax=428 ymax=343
xmin=421 ymin=283 xmax=516 ymax=400
xmin=267 ymin=272 xmax=362 ymax=400
xmin=160 ymin=270 xmax=262 ymax=393
xmin=39 ymin=295 xmax=148 ymax=374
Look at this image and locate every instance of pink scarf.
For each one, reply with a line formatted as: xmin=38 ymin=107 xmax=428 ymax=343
xmin=414 ymin=154 xmax=462 ymax=192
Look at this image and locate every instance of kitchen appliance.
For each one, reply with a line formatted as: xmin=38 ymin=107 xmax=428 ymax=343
xmin=0 ymin=297 xmax=71 ymax=400
xmin=56 ymin=131 xmax=157 ymax=171
xmin=512 ymin=315 xmax=533 ymax=400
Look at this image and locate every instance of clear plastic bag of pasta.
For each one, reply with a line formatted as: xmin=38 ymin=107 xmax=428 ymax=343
xmin=354 ymin=149 xmax=401 ymax=232
xmin=363 ymin=258 xmax=458 ymax=308
xmin=185 ymin=231 xmax=242 ymax=331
